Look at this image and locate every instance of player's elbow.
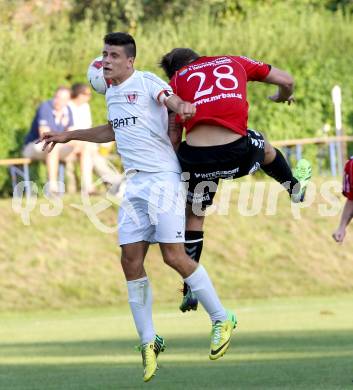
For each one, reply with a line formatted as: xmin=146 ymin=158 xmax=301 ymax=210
xmin=274 ymin=71 xmax=294 ymax=91
xmin=266 ymin=68 xmax=294 ymax=90
xmin=282 ymin=74 xmax=294 ymax=91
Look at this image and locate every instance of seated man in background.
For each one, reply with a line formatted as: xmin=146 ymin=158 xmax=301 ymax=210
xmin=69 ymin=83 xmax=123 ymax=194
xmin=332 ymin=156 xmax=353 ymax=243
xmin=23 ymin=86 xmax=75 ymax=194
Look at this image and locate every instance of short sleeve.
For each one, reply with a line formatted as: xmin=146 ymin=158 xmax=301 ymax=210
xmin=143 ymin=72 xmax=173 ymax=103
xmin=37 ymin=102 xmax=51 ymax=127
xmin=232 ymin=56 xmax=271 ymax=81
xmin=343 ymin=158 xmax=353 ymax=200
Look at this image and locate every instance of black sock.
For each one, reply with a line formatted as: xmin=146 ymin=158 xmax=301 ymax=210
xmin=183 ymin=230 xmax=204 ymax=295
xmin=261 ymin=148 xmax=299 ymax=195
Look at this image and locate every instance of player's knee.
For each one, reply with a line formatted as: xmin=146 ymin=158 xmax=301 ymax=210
xmin=120 ymin=254 xmax=144 ymax=279
xmin=161 ymin=245 xmax=184 ymax=268
xmin=162 ymin=252 xmax=179 ymax=268
xmin=263 ymin=142 xmax=276 ymax=164
xmin=121 ymin=253 xmax=140 ymax=267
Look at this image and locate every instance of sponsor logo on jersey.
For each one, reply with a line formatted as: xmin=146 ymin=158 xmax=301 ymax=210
xmin=125 ymin=92 xmax=138 ymax=104
xmin=188 ymin=191 xmax=210 ymax=203
xmin=239 ymin=56 xmax=264 ymax=66
xmin=193 ymin=92 xmax=243 ymax=106
xmin=189 ymin=57 xmax=231 ymax=71
xmin=110 ymin=116 xmax=138 ymax=128
xmin=193 ymin=168 xmax=240 ymax=180
xmin=250 ymin=137 xmax=265 ymax=149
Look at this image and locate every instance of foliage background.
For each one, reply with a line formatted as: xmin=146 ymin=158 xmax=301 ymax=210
xmin=0 ymin=0 xmax=353 ymax=193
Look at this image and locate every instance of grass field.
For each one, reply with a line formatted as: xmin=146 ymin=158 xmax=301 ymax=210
xmin=1 ymin=295 xmax=353 ymax=390
xmin=1 ymin=178 xmax=353 ymax=388
xmin=1 ymin=178 xmax=353 ymax=311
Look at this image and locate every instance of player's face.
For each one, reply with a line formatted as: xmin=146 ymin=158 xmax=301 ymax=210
xmin=102 ymin=44 xmax=134 ymax=84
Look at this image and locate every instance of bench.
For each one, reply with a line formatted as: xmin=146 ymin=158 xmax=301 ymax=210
xmin=0 ymin=158 xmax=65 ymax=197
xmin=0 ymin=158 xmax=32 ymax=197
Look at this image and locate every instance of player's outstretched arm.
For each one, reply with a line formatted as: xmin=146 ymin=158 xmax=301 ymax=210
xmin=165 ymin=95 xmax=196 ymax=122
xmin=332 ymin=199 xmax=353 ymax=243
xmin=38 ymin=123 xmax=115 ymax=152
xmin=263 ymin=67 xmax=295 ymax=105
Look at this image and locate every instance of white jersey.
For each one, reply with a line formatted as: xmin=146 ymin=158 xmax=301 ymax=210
xmin=105 ymin=70 xmax=181 ymax=174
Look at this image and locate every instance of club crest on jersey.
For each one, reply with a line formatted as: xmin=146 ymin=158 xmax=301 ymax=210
xmin=125 ymin=92 xmax=138 ymax=104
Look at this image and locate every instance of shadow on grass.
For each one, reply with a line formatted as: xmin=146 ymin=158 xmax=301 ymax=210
xmin=1 ymin=330 xmax=353 ymax=390
xmin=2 ymin=330 xmax=353 ymax=357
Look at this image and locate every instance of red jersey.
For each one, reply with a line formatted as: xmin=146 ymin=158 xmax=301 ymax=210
xmin=343 ymin=157 xmax=353 ymax=200
xmin=170 ymin=55 xmax=271 ymax=136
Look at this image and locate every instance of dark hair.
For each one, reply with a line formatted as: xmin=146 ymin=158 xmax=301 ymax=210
xmin=104 ymin=32 xmax=136 ymax=58
xmin=71 ymin=83 xmax=90 ymax=98
xmin=160 ymin=48 xmax=200 ymax=79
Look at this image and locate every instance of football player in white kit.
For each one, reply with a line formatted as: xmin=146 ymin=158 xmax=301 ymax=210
xmin=39 ymin=32 xmax=236 ymax=382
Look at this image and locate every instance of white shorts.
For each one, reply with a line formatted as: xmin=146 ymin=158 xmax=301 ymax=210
xmin=118 ymin=171 xmax=186 ymax=245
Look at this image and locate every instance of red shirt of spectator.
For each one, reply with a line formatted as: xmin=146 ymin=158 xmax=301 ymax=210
xmin=343 ymin=157 xmax=353 ymax=200
xmin=169 ymin=56 xmax=271 ymax=136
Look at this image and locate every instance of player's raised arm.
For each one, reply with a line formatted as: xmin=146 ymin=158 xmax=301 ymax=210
xmin=263 ymin=67 xmax=295 ymax=104
xmin=164 ymin=94 xmax=196 ymax=122
xmin=38 ymin=123 xmax=115 ymax=152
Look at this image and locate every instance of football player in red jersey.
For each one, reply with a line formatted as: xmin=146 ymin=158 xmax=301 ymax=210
xmin=333 ymin=157 xmax=353 ymax=243
xmin=160 ymin=48 xmax=312 ymax=312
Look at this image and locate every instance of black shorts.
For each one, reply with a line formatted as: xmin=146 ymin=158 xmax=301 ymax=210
xmin=177 ymin=129 xmax=265 ymax=209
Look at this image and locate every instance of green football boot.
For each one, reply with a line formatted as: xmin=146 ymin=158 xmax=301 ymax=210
xmin=153 ymin=334 xmax=166 ymax=357
xmin=292 ymin=158 xmax=312 ymax=203
xmin=179 ymin=285 xmax=198 ymax=312
xmin=209 ymin=310 xmax=237 ymax=360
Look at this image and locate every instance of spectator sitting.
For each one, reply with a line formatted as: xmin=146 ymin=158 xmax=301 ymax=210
xmin=66 ymin=83 xmax=94 ymax=194
xmin=23 ymin=86 xmax=75 ymax=194
xmin=68 ymin=83 xmax=123 ymax=194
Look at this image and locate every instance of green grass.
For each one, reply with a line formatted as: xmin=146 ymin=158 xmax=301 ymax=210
xmin=0 ymin=295 xmax=353 ymax=389
xmin=1 ymin=177 xmax=353 ymax=310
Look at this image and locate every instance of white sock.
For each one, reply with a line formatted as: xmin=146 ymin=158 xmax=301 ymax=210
xmin=184 ymin=265 xmax=227 ymax=323
xmin=127 ymin=276 xmax=155 ymax=345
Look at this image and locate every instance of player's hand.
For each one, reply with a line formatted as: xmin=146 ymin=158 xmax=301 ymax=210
xmin=178 ymin=102 xmax=196 ymax=122
xmin=36 ymin=131 xmax=70 ymax=152
xmin=268 ymin=93 xmax=295 ymax=105
xmin=332 ymin=227 xmax=346 ymax=243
